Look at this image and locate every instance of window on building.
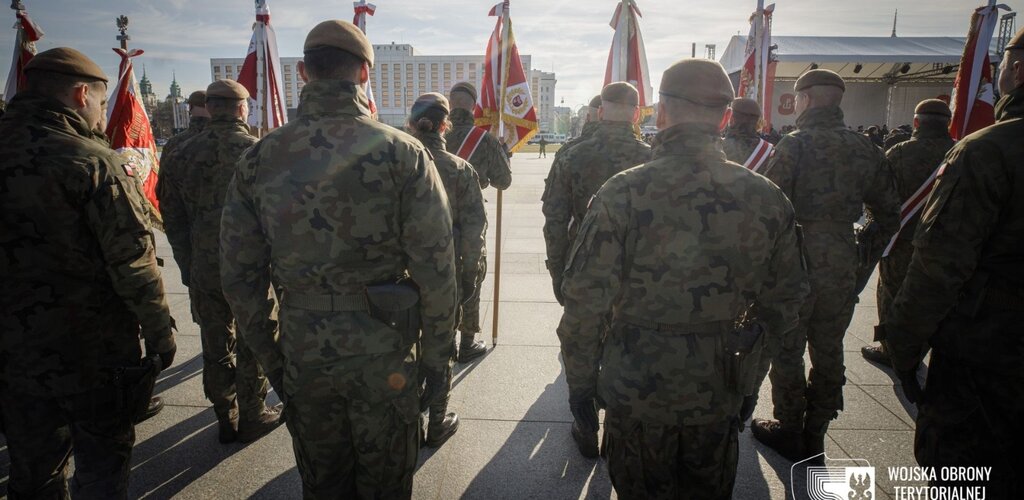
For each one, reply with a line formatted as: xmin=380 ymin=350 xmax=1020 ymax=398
xmin=284 ymin=65 xmax=291 ymax=72
xmin=469 ymin=63 xmax=476 ymax=70
xmin=236 ymin=66 xmax=242 ymax=72
xmin=431 ymin=63 xmax=438 ymax=70
xmin=214 ymin=66 xmax=221 ymax=73
xmin=381 ymin=64 xmax=388 ymax=72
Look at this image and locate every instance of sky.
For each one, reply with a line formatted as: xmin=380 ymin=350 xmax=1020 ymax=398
xmin=2 ymin=0 xmax=1022 ymax=108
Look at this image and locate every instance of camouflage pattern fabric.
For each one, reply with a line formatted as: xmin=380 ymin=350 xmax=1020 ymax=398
xmin=0 ymin=92 xmax=174 ymax=498
xmin=161 ymin=115 xmax=209 ymax=161
xmin=542 ymin=121 xmax=651 ymax=279
xmin=883 ymin=88 xmax=1024 ymax=496
xmin=446 ymin=108 xmax=512 ymax=190
xmin=761 ymin=105 xmax=900 ymax=428
xmin=604 ymin=410 xmax=739 ymax=500
xmin=557 ymin=123 xmax=807 ymax=497
xmin=219 ymin=80 xmax=457 ymax=497
xmin=876 ymin=124 xmax=953 ymax=323
xmin=883 ymin=128 xmax=911 ymax=150
xmin=721 ymin=124 xmax=761 ymax=165
xmin=558 ymin=121 xmax=597 ymax=156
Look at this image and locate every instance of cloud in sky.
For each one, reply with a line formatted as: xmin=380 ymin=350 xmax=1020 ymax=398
xmin=2 ymin=0 xmax=1021 ymax=107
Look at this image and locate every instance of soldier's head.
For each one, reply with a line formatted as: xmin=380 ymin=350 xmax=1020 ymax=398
xmin=656 ymin=59 xmax=734 ymax=130
xmin=998 ymin=26 xmax=1024 ymax=94
xmin=298 ymin=20 xmax=373 ymax=85
xmin=729 ymin=97 xmax=761 ymax=130
xmin=599 ymin=82 xmax=641 ymax=124
xmin=205 ymin=80 xmax=250 ymax=121
xmin=793 ymin=69 xmax=845 ymax=116
xmin=407 ymin=92 xmax=451 ymax=136
xmin=584 ymin=94 xmax=603 ymax=124
xmin=912 ymin=99 xmax=951 ymax=131
xmin=187 ymin=90 xmax=210 ymax=119
xmin=449 ymin=82 xmax=477 ymax=112
xmin=24 ymin=47 xmax=109 ymax=131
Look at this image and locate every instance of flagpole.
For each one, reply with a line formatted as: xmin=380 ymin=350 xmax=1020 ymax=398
xmin=491 ymin=2 xmax=512 ymax=347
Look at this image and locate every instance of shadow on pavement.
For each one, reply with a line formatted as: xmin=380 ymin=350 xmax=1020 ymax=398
xmin=250 ymin=467 xmax=302 ymax=498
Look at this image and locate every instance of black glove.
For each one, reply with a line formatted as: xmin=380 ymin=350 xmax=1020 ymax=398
xmin=897 ymin=365 xmax=923 ymax=405
xmin=155 ymin=345 xmax=176 ymax=371
xmin=738 ymin=395 xmax=757 ymax=432
xmin=552 ymin=276 xmax=565 ymax=306
xmin=569 ymin=398 xmax=599 ymax=432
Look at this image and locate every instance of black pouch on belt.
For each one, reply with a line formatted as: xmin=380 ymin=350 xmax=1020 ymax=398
xmin=112 ymin=355 xmax=161 ymax=422
xmin=724 ymin=319 xmax=768 ymax=396
xmin=365 ymin=278 xmax=421 ymax=339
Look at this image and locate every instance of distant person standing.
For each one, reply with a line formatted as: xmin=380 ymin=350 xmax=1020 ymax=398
xmin=722 ymin=97 xmax=772 ymax=171
xmin=538 ymin=136 xmax=548 ymax=158
xmin=220 ymin=21 xmax=457 ymax=497
xmin=161 ymin=90 xmax=210 ymax=159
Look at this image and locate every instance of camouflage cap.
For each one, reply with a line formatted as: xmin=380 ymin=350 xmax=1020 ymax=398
xmin=304 ymin=20 xmax=374 ymax=67
xmin=795 ymin=69 xmax=846 ymax=92
xmin=731 ymin=97 xmax=762 ymax=117
xmin=601 ymin=82 xmax=640 ymax=106
xmin=412 ymin=92 xmax=450 ymax=115
xmin=450 ymin=82 xmax=477 ymax=102
xmin=659 ymin=59 xmax=734 ymax=107
xmin=914 ymin=98 xmax=951 ymax=118
xmin=1006 ymin=26 xmax=1024 ymax=51
xmin=188 ymin=90 xmax=207 ymax=107
xmin=206 ymin=79 xmax=250 ymax=100
xmin=24 ymin=47 xmax=108 ymax=83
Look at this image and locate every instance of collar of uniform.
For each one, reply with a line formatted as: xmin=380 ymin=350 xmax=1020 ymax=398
xmin=296 ymin=80 xmax=372 ymax=119
xmin=995 ymin=86 xmax=1024 ymax=122
xmin=207 ymin=116 xmax=251 ymax=134
xmin=795 ymin=105 xmax=845 ymax=130
xmin=415 ymin=130 xmax=446 ymax=150
xmin=5 ymin=92 xmax=104 ymax=146
xmin=189 ymin=116 xmax=210 ymax=130
xmin=651 ymin=122 xmax=726 ymax=160
xmin=912 ymin=123 xmax=951 ymax=140
xmin=725 ymin=124 xmax=759 ymax=139
xmin=450 ymin=108 xmax=475 ymax=126
xmin=592 ymin=120 xmax=636 ymax=140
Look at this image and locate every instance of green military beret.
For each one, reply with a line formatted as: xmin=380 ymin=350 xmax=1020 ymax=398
xmin=24 ymin=47 xmax=108 ymax=83
xmin=187 ymin=90 xmax=207 ymax=107
xmin=795 ymin=69 xmax=846 ymax=92
xmin=659 ymin=59 xmax=734 ymax=107
xmin=914 ymin=99 xmax=951 ymax=118
xmin=1006 ymin=26 xmax=1024 ymax=51
xmin=601 ymin=82 xmax=640 ymax=106
xmin=206 ymin=79 xmax=250 ymax=100
xmin=731 ymin=97 xmax=762 ymax=117
xmin=450 ymin=82 xmax=477 ymax=102
xmin=412 ymin=92 xmax=450 ymax=115
xmin=304 ymin=20 xmax=374 ymax=68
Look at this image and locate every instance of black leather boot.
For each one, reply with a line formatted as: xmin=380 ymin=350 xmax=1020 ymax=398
xmin=425 ymin=412 xmax=459 ymax=448
xmin=751 ymin=418 xmax=805 ymax=462
xmin=458 ymin=332 xmax=487 ymax=363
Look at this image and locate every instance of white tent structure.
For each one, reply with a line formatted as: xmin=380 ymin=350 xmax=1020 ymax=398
xmin=719 ymin=35 xmax=1001 ymax=128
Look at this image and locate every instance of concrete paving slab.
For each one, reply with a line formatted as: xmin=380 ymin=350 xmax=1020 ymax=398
xmin=451 ymin=346 xmax=571 ymax=423
xmin=832 ymin=385 xmax=912 ymax=431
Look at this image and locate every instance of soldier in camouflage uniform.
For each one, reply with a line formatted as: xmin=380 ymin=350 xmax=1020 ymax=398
xmin=0 ymin=48 xmax=176 ymax=499
xmin=557 ymin=60 xmax=808 ymax=499
xmin=721 ymin=97 xmax=763 ymax=164
xmin=407 ymin=92 xmax=487 ymax=448
xmin=219 ymin=21 xmax=458 ymax=498
xmin=862 ymin=99 xmax=954 ymax=366
xmin=557 ymin=94 xmax=603 ymax=157
xmin=879 ymin=29 xmax=1024 ymax=497
xmin=543 ymin=83 xmax=651 ymax=460
xmin=752 ymin=69 xmax=901 ymax=463
xmin=158 ymin=80 xmax=282 ymax=444
xmin=161 ymin=90 xmax=210 ymax=161
xmin=445 ymin=82 xmax=510 ymax=362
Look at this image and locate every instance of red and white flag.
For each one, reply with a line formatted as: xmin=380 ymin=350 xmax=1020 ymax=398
xmin=352 ymin=0 xmax=378 ymax=117
xmin=4 ymin=2 xmax=44 ymax=101
xmin=474 ymin=1 xmax=538 ymax=153
xmin=105 ymin=48 xmax=161 ymax=220
xmin=949 ymin=1 xmax=1007 ymax=140
xmin=604 ymin=0 xmax=653 ymax=113
xmin=237 ymin=0 xmax=287 ymax=133
xmin=737 ymin=1 xmax=776 ymax=131
xmin=883 ymin=1 xmax=1008 ymax=257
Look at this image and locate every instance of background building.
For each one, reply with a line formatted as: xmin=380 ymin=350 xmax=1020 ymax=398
xmin=211 ymin=43 xmax=544 ymax=128
xmin=530 ymin=69 xmax=556 ymax=132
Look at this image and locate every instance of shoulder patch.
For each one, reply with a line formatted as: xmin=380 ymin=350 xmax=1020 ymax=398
xmin=122 ymin=162 xmax=135 ymax=177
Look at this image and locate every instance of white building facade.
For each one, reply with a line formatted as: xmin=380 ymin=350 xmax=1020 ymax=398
xmin=529 ymin=69 xmax=556 ymax=133
xmin=211 ymin=44 xmax=541 ymax=128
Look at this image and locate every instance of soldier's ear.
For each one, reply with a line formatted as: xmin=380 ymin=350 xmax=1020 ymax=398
xmin=71 ymin=83 xmax=90 ymax=110
xmin=359 ymin=62 xmax=370 ymax=85
xmin=297 ymin=61 xmax=309 ymax=84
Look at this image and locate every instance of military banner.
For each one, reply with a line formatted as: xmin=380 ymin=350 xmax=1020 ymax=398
xmin=3 ymin=1 xmax=44 ymax=102
xmin=106 ymin=48 xmax=161 ymax=221
xmin=474 ymin=0 xmax=539 ymax=153
xmin=353 ymin=0 xmax=378 ymax=118
xmin=737 ymin=0 xmax=775 ymax=131
xmin=604 ymin=0 xmax=653 ymax=116
xmin=237 ymin=0 xmax=288 ymax=133
xmin=948 ymin=1 xmax=1008 ymax=140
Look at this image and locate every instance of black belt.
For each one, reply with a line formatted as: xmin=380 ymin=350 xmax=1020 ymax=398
xmin=280 ymin=291 xmax=367 ymax=312
xmin=616 ymin=314 xmax=730 ymax=335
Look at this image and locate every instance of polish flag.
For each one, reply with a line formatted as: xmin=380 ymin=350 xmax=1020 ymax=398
xmin=237 ymin=0 xmax=288 ymax=133
xmin=353 ymin=0 xmax=378 ymax=117
xmin=604 ymin=0 xmax=653 ymax=113
xmin=4 ymin=3 xmax=44 ymax=101
xmin=949 ymin=1 xmax=1007 ymax=140
xmin=737 ymin=1 xmax=776 ymax=131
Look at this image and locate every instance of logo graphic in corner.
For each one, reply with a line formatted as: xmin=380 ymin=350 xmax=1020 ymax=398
xmin=792 ymin=454 xmax=875 ymax=500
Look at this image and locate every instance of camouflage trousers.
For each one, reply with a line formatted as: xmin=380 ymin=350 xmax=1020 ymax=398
xmin=768 ymin=280 xmax=857 ymax=428
xmin=0 ymin=385 xmax=134 ymax=500
xmin=192 ymin=288 xmax=269 ymax=423
xmin=603 ymin=410 xmax=739 ymax=500
xmin=875 ymin=241 xmax=912 ymax=324
xmin=283 ymin=349 xmax=421 ymax=499
xmin=459 ymin=255 xmax=486 ymax=337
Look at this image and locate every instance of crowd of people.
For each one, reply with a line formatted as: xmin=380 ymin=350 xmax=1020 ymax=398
xmin=0 ymin=15 xmax=1021 ymax=500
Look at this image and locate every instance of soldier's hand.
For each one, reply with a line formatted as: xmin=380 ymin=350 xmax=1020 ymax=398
xmin=155 ymin=344 xmax=176 ymax=371
xmin=738 ymin=395 xmax=758 ymax=431
xmin=569 ymin=398 xmax=599 ymax=432
xmin=897 ymin=365 xmax=923 ymax=405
